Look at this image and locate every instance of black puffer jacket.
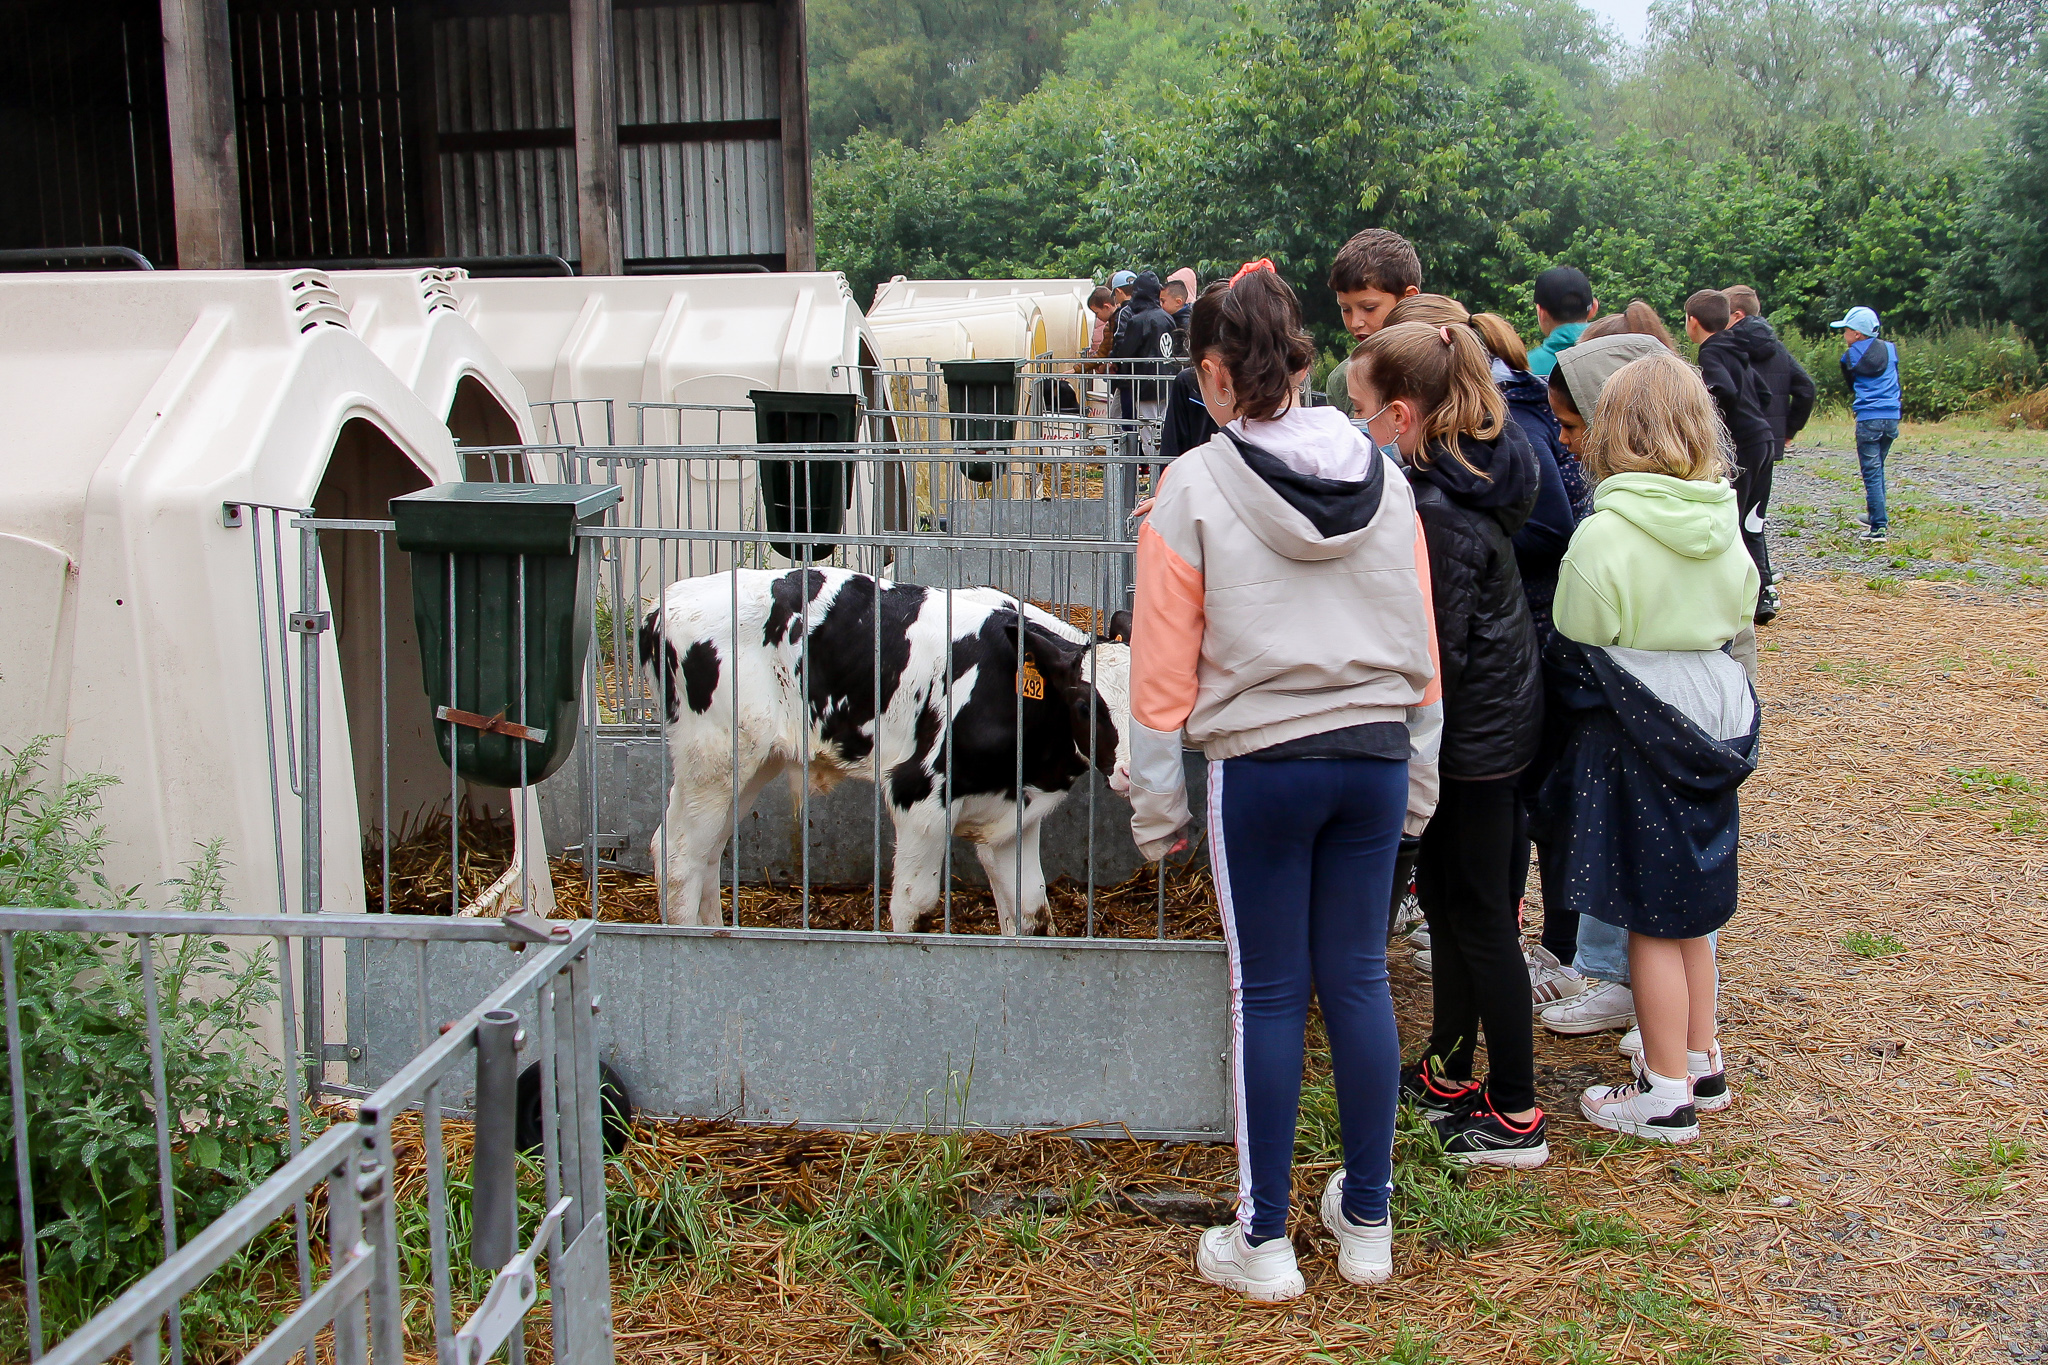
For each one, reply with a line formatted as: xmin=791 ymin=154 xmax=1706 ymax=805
xmin=1407 ymin=422 xmax=1545 ymax=780
xmin=1695 ymin=330 xmax=1775 ymax=470
xmin=1728 ymin=314 xmax=1816 ymax=453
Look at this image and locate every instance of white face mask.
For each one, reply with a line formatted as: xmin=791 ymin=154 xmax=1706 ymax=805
xmin=1355 ymin=403 xmax=1403 ymax=464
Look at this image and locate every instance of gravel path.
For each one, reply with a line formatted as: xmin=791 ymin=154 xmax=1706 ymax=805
xmin=1767 ymin=439 xmax=2048 ymax=594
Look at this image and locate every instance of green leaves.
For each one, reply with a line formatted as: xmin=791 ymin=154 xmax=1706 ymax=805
xmin=0 ymin=741 xmax=288 ymax=1339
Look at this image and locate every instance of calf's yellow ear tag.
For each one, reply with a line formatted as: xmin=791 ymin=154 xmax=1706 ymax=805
xmin=1019 ymin=654 xmax=1046 ymax=700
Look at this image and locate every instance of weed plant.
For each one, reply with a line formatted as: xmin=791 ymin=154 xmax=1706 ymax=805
xmin=1840 ymin=929 xmax=1907 ymax=957
xmin=0 ymin=739 xmax=291 ymax=1339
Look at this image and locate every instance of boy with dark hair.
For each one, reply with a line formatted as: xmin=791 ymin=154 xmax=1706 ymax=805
xmin=1527 ymin=267 xmax=1599 ymax=377
xmin=1722 ymin=285 xmax=1815 ymax=622
xmin=1831 ymin=306 xmax=1902 ymax=542
xmin=1323 ymin=229 xmax=1422 ymax=415
xmin=1684 ymin=289 xmax=1777 ymax=616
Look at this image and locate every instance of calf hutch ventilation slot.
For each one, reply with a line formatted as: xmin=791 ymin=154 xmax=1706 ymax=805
xmin=392 ymin=482 xmax=621 ymax=789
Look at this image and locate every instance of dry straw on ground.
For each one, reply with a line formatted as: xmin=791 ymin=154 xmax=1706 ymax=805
xmin=378 ymin=579 xmax=2044 ymax=1363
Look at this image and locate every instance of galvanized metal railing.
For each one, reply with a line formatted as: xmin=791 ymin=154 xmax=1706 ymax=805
xmin=6 ymin=908 xmax=611 ymax=1365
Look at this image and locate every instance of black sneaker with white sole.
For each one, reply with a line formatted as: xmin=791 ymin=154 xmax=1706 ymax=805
xmin=1399 ymin=1058 xmax=1481 ymax=1122
xmin=1437 ymin=1102 xmax=1550 ymax=1168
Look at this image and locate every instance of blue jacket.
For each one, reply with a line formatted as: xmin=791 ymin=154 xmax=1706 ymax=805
xmin=1840 ymin=338 xmax=1902 ymax=420
xmin=1532 ymin=638 xmax=1759 ymax=939
xmin=1498 ymin=369 xmax=1580 ymax=643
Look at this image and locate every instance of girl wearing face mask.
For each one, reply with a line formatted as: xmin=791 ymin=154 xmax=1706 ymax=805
xmin=1128 ymin=262 xmax=1441 ymax=1301
xmin=1349 ymin=322 xmax=1548 ymax=1168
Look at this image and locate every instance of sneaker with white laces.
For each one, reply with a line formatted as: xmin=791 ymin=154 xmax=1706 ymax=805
xmin=1527 ymin=945 xmax=1586 ymax=1011
xmin=1319 ymin=1170 xmax=1393 ymax=1285
xmin=1412 ymin=946 xmax=1433 ymax=975
xmin=1618 ymin=1033 xmax=1731 ymax=1112
xmin=1391 ymin=890 xmax=1422 ymax=938
xmin=1581 ymin=1068 xmax=1698 ymax=1143
xmin=1194 ymin=1223 xmax=1306 ymax=1301
xmin=1538 ymin=979 xmax=1635 ymax=1035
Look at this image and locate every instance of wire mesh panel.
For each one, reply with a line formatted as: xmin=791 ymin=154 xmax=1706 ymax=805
xmin=7 ymin=910 xmax=611 ymax=1365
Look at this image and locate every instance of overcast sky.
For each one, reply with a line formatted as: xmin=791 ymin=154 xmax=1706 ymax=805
xmin=1579 ymin=0 xmax=1654 ymax=43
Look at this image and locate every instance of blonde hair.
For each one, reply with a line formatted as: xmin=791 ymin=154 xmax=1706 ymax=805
xmin=1469 ymin=313 xmax=1528 ymax=370
xmin=1583 ymin=352 xmax=1733 ymax=484
xmin=1385 ymin=293 xmax=1469 ymax=330
xmin=1581 ymin=300 xmax=1677 ymax=350
xmin=1352 ymin=321 xmax=1507 ymax=466
xmin=1384 ymin=294 xmax=1532 ymax=374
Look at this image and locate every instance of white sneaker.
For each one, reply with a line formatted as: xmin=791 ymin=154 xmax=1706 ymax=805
xmin=1619 ymin=1033 xmax=1731 ymax=1112
xmin=1409 ymin=925 xmax=1431 ymax=950
xmin=1391 ymin=891 xmax=1422 ymax=938
xmin=1581 ymin=1067 xmax=1698 ymax=1143
xmin=1539 ymin=979 xmax=1635 ymax=1035
xmin=1412 ymin=947 xmax=1433 ymax=975
xmin=1527 ymin=945 xmax=1586 ymax=1010
xmin=1319 ymin=1170 xmax=1393 ymax=1285
xmin=1195 ymin=1224 xmax=1305 ymax=1301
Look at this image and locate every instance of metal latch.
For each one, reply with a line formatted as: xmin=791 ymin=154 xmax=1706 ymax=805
xmin=437 ymin=706 xmax=549 ymax=744
xmin=322 ymin=1042 xmax=363 ymax=1062
xmin=454 ymin=1196 xmax=571 ymax=1365
xmin=288 ymin=611 xmax=331 ymax=634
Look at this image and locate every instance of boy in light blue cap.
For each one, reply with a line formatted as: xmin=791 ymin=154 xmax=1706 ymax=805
xmin=1830 ymin=305 xmax=1901 ymax=541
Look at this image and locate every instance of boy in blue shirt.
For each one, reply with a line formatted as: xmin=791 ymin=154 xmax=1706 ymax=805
xmin=1830 ymin=306 xmax=1902 ymax=542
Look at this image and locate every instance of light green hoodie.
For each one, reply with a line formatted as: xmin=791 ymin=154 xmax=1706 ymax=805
xmin=1554 ymin=472 xmax=1760 ymax=650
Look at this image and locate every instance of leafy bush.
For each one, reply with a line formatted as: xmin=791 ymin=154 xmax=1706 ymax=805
xmin=1781 ymin=324 xmax=2042 ymax=420
xmin=0 ymin=739 xmax=289 ymax=1333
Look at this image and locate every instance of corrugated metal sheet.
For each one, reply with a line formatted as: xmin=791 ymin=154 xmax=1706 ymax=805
xmin=432 ymin=11 xmax=579 ymax=261
xmin=0 ymin=0 xmax=176 ymax=265
xmin=234 ymin=2 xmax=417 ymax=262
xmin=615 ymin=4 xmax=784 ymax=261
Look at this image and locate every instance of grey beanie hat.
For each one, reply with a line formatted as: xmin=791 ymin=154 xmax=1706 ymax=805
xmin=1555 ymin=334 xmax=1669 ymax=420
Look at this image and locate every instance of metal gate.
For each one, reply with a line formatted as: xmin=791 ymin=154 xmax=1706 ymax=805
xmin=239 ymin=391 xmax=1232 ymax=1143
xmin=8 ymin=908 xmax=612 ymax=1365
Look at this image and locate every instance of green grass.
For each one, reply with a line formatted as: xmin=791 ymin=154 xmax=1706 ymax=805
xmin=1308 ymin=1326 xmax=1445 ymax=1364
xmin=1810 ymin=657 xmax=1893 ymax=686
xmin=1840 ymin=929 xmax=1906 ymax=958
xmin=1553 ymin=1209 xmax=1647 ymax=1253
xmin=1031 ymin=1309 xmax=1165 ymax=1364
xmin=1946 ymin=1137 xmax=2031 ymax=1202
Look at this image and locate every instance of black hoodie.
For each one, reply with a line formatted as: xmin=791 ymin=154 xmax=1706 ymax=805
xmin=1695 ymin=330 xmax=1776 ymax=469
xmin=1109 ymin=271 xmax=1177 ymax=413
xmin=1406 ymin=422 xmax=1545 ymax=779
xmin=1728 ymin=314 xmax=1816 ymax=451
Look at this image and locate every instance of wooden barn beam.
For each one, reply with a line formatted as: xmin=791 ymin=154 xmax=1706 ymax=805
xmin=161 ymin=0 xmax=245 ymax=268
xmin=570 ymin=0 xmax=624 ymax=276
xmin=777 ymin=0 xmax=815 ymax=272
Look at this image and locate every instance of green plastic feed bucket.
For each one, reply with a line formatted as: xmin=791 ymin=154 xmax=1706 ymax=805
xmin=748 ymin=389 xmax=860 ymax=560
xmin=941 ymin=359 xmax=1019 ymax=484
xmin=391 ymin=482 xmax=622 ymax=789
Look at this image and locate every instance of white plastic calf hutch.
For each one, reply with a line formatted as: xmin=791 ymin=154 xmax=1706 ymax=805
xmin=869 ymin=276 xmax=1094 ymax=358
xmin=326 ymin=269 xmax=540 ymax=466
xmin=0 ymin=269 xmax=550 ymax=942
xmin=450 ymin=270 xmax=884 ymax=513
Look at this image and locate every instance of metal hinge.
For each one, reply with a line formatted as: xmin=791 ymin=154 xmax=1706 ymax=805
xmin=289 ymin=611 xmax=332 ymax=634
xmin=323 ymin=1042 xmax=363 ymax=1062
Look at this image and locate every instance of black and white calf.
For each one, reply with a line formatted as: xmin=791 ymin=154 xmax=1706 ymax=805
xmin=639 ymin=568 xmax=1132 ymax=934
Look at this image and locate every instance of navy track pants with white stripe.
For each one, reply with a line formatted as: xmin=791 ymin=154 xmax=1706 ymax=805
xmin=1209 ymin=755 xmax=1406 ymax=1241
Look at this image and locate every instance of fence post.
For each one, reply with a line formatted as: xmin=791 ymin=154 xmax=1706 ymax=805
xmin=471 ymin=1009 xmax=520 ymax=1269
xmin=296 ymin=525 xmax=327 ymax=1099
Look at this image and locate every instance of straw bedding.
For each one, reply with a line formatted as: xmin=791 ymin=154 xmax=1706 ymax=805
xmin=379 ymin=578 xmax=2045 ymax=1363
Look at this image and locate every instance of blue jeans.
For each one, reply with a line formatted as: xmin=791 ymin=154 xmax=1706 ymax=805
xmin=1855 ymin=418 xmax=1899 ymax=530
xmin=1209 ymin=755 xmax=1406 ymax=1239
xmin=1575 ymin=913 xmax=1632 ymax=985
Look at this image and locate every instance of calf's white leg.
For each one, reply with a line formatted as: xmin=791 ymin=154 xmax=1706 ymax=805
xmin=657 ymin=760 xmax=778 ymax=927
xmin=887 ymin=798 xmax=950 ymax=933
